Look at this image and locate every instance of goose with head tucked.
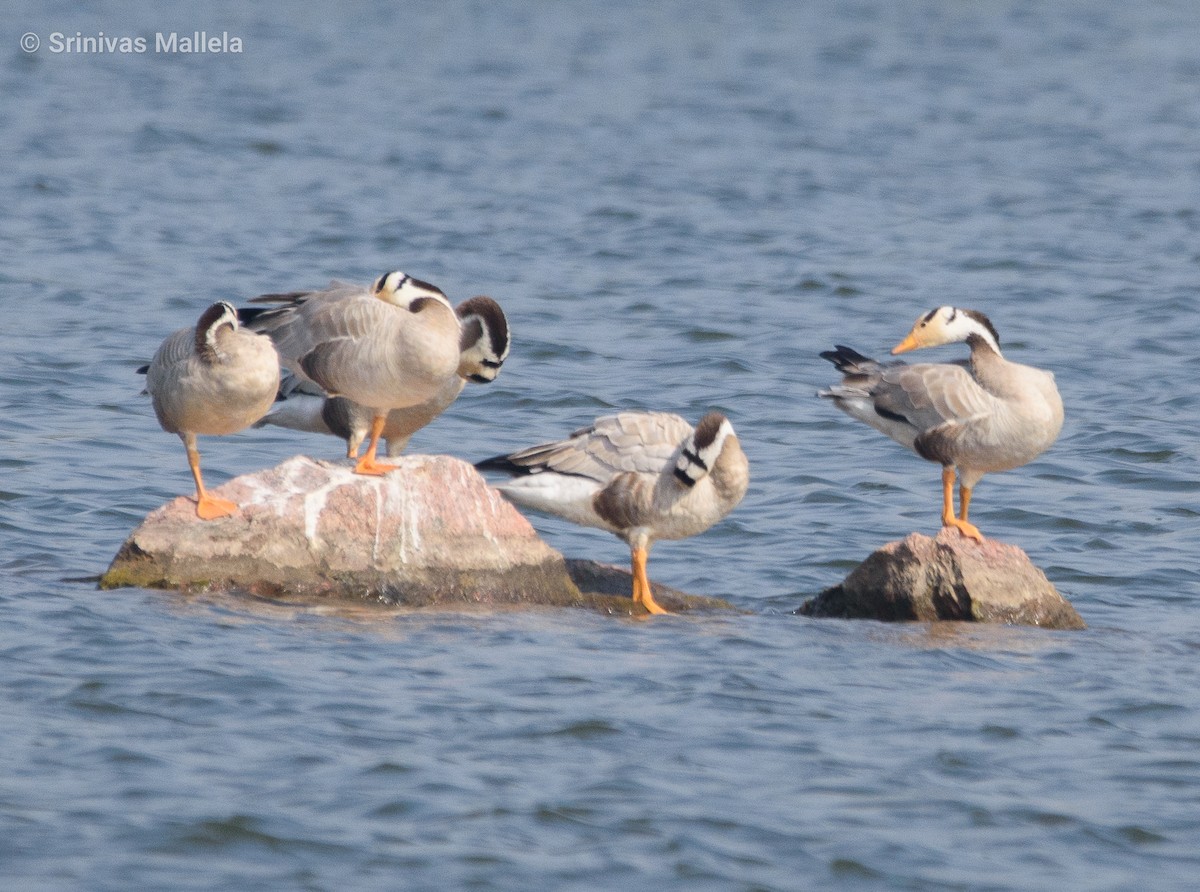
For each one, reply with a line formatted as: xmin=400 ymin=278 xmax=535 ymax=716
xmin=144 ymin=301 xmax=280 ymax=520
xmin=254 ymin=295 xmax=510 ymax=458
xmin=239 ymin=271 xmax=462 ymax=475
xmin=819 ymin=306 xmax=1063 ymax=541
xmin=476 ymin=411 xmax=749 ymax=615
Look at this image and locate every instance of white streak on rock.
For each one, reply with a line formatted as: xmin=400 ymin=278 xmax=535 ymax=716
xmin=401 ymin=477 xmax=421 ymax=559
xmin=372 ymin=481 xmax=384 ymax=565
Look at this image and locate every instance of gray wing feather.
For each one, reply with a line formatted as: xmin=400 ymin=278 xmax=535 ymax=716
xmin=503 ymin=412 xmax=691 ymax=483
xmin=147 ymin=326 xmax=196 ymax=378
xmin=249 ymin=280 xmax=361 ymax=305
xmin=248 ymin=291 xmax=385 ymax=380
xmin=874 ymin=362 xmax=998 ymax=432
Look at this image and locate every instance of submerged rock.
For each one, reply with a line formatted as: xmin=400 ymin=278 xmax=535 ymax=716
xmin=101 ymin=455 xmax=733 ymax=614
xmin=797 ymin=529 xmax=1085 ymax=630
xmin=563 ymin=559 xmax=737 ymax=613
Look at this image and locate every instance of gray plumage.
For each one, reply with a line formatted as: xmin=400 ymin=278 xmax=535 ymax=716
xmin=145 ymin=301 xmax=280 ymax=519
xmin=820 ymin=306 xmax=1063 ymax=539
xmin=256 ymin=295 xmax=511 ymax=457
xmin=242 ymin=272 xmax=460 ymax=411
xmin=477 ymin=411 xmax=749 ymax=614
xmin=240 ymin=271 xmax=462 ymax=473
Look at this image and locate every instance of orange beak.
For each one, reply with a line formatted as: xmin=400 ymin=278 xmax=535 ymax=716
xmin=892 ymin=332 xmax=921 ymax=354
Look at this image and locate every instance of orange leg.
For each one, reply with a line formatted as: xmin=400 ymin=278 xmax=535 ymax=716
xmin=354 ymin=415 xmax=398 ymax=475
xmin=630 ymin=546 xmax=669 ymax=616
xmin=940 ymin=466 xmax=982 ymax=541
xmin=185 ymin=436 xmax=237 ymax=521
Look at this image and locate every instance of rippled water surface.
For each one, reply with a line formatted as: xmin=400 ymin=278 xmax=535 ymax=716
xmin=4 ymin=1 xmax=1200 ymax=889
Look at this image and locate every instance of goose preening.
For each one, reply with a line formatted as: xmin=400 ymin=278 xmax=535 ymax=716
xmin=144 ymin=301 xmax=280 ymax=520
xmin=239 ymin=271 xmax=461 ymax=475
xmin=819 ymin=306 xmax=1063 ymax=541
xmin=476 ymin=411 xmax=749 ymax=615
xmin=254 ymin=295 xmax=510 ymax=458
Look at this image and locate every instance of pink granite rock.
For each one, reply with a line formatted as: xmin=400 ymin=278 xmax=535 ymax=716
xmin=101 ymin=455 xmax=735 ymax=613
xmin=798 ymin=528 xmax=1085 ymax=629
xmin=102 ymin=455 xmax=581 ymax=606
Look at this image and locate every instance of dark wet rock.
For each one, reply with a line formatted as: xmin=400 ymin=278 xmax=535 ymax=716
xmin=101 ymin=455 xmax=735 ymax=614
xmin=563 ymin=559 xmax=737 ymax=613
xmin=797 ymin=528 xmax=1085 ymax=630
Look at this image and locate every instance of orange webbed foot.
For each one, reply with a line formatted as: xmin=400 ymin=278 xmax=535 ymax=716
xmin=353 ymin=456 xmax=398 ymax=476
xmin=635 ymin=594 xmax=670 ymax=616
xmin=195 ymin=494 xmax=238 ymax=520
xmin=943 ymin=517 xmax=984 ymax=542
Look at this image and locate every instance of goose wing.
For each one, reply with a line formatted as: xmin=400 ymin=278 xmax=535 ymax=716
xmin=873 ymin=361 xmax=996 ymax=433
xmin=146 ymin=326 xmax=196 ymax=378
xmin=243 ymin=290 xmax=389 ymax=388
xmin=480 ymin=412 xmax=692 ymax=483
xmin=275 ymin=368 xmax=323 ymax=399
xmin=248 ymin=280 xmax=361 ymax=305
xmin=822 ymin=345 xmax=996 ymax=445
xmin=240 ymin=281 xmax=370 ymax=358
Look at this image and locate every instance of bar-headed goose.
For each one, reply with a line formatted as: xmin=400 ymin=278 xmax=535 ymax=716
xmin=145 ymin=301 xmax=280 ymax=520
xmin=476 ymin=411 xmax=749 ymax=615
xmin=240 ymin=271 xmax=461 ymax=475
xmin=255 ymin=295 xmax=510 ymax=457
xmin=820 ymin=306 xmax=1063 ymax=541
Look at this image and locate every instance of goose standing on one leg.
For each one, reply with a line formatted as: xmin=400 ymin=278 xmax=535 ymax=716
xmin=239 ymin=271 xmax=462 ymax=475
xmin=819 ymin=306 xmax=1063 ymax=541
xmin=254 ymin=295 xmax=510 ymax=458
xmin=145 ymin=301 xmax=280 ymax=520
xmin=476 ymin=411 xmax=749 ymax=615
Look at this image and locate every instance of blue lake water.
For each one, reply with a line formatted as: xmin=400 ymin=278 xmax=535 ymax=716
xmin=3 ymin=1 xmax=1200 ymax=888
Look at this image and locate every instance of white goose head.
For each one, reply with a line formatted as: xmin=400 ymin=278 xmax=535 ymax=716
xmin=673 ymin=412 xmax=737 ymax=488
xmin=892 ymin=306 xmax=1001 ymax=356
xmin=194 ymin=301 xmax=240 ymax=360
xmin=455 ymin=296 xmax=511 ymax=383
xmin=371 ymin=270 xmax=454 ymax=314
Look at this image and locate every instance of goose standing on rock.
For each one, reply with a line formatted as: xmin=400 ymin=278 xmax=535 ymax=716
xmin=476 ymin=411 xmax=749 ymax=615
xmin=819 ymin=306 xmax=1063 ymax=541
xmin=145 ymin=301 xmax=280 ymax=520
xmin=239 ymin=271 xmax=461 ymax=475
xmin=254 ymin=295 xmax=510 ymax=458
